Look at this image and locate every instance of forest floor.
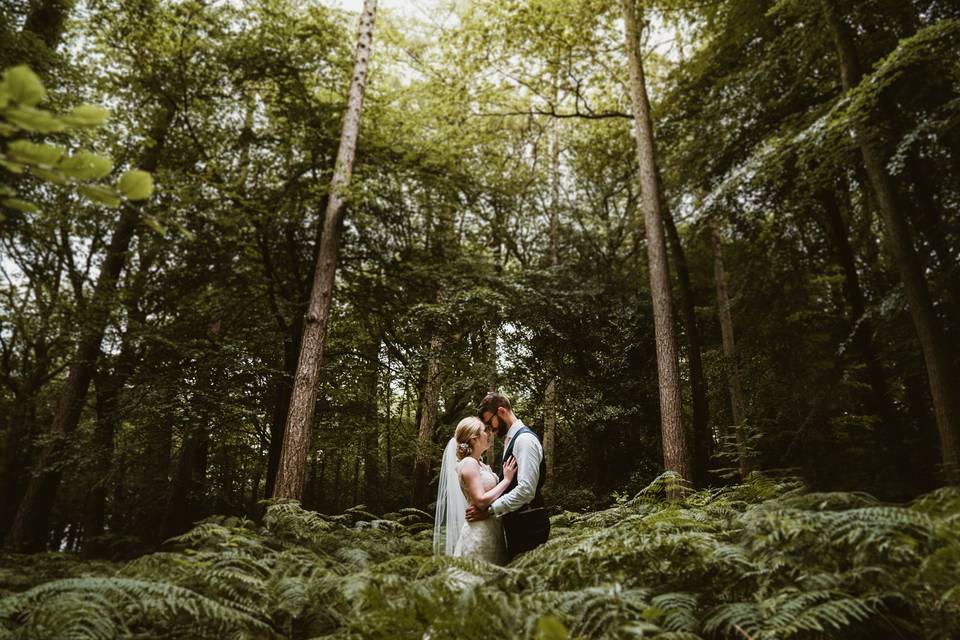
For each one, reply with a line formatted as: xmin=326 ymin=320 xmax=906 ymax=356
xmin=1 ymin=474 xmax=958 ymax=639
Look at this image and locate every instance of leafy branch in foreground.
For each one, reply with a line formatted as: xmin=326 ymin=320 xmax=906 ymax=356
xmin=0 ymin=65 xmax=152 ymax=218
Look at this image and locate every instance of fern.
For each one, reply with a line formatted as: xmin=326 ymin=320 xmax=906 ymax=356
xmin=0 ymin=577 xmax=278 ymax=639
xmin=1 ymin=476 xmax=957 ymax=639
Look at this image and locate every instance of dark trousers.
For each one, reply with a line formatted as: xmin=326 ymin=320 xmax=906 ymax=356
xmin=503 ymin=509 xmax=550 ymax=561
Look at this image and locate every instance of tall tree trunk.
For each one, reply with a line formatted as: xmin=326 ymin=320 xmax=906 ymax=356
xmin=82 ymin=370 xmax=120 ymax=556
xmin=272 ymin=0 xmax=379 ymax=500
xmin=158 ymin=341 xmax=217 ymax=542
xmin=621 ymin=0 xmax=693 ymax=487
xmin=82 ymin=243 xmax=154 ymax=555
xmin=712 ymin=229 xmax=750 ymax=480
xmin=332 ymin=455 xmax=343 ymax=513
xmin=411 ymin=336 xmax=442 ymax=509
xmin=660 ymin=179 xmax=711 ymax=487
xmin=0 ymin=345 xmax=49 ymax=540
xmin=542 ymin=91 xmax=560 ymax=493
xmin=821 ymin=0 xmax=960 ymax=482
xmin=542 ymin=377 xmax=557 ymax=489
xmin=5 ymin=105 xmax=173 ymax=551
xmin=264 ymin=313 xmax=303 ymax=499
xmin=816 ymin=186 xmax=902 ymax=460
xmin=384 ymin=355 xmax=394 ymax=479
xmin=904 ymin=155 xmax=960 ymax=318
xmin=362 ymin=332 xmax=381 ymax=510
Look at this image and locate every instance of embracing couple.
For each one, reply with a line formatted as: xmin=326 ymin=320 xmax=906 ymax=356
xmin=433 ymin=392 xmax=551 ymax=565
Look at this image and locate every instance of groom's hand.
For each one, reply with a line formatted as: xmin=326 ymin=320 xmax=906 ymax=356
xmin=465 ymin=504 xmax=491 ymax=522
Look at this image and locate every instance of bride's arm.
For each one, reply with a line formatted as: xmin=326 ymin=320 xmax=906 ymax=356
xmin=459 ymin=458 xmax=517 ymax=509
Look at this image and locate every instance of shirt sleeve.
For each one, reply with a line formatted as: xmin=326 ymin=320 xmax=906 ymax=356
xmin=491 ymin=433 xmax=542 ymax=517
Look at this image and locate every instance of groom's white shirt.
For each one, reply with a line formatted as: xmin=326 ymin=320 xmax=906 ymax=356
xmin=491 ymin=418 xmax=543 ymax=517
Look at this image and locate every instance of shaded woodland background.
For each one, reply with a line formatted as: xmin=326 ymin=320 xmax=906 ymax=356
xmin=1 ymin=0 xmax=959 ymax=557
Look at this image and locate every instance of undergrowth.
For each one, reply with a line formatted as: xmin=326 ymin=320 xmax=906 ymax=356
xmin=1 ymin=474 xmax=958 ymax=639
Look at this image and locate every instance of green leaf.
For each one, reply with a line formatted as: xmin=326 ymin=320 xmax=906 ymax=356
xmin=4 ymin=106 xmax=65 ymax=133
xmin=8 ymin=140 xmax=65 ymax=167
xmin=3 ymin=66 xmax=46 ymax=106
xmin=59 ymin=152 xmax=113 ymax=180
xmin=79 ymin=184 xmax=122 ymax=208
xmin=61 ymin=104 xmax=110 ymax=127
xmin=30 ymin=167 xmax=69 ymax=186
xmin=0 ymin=185 xmax=14 ymax=196
xmin=1 ymin=197 xmax=39 ymax=213
xmin=119 ymin=170 xmax=153 ymax=200
xmin=0 ymin=159 xmax=24 ymax=174
xmin=535 ymin=616 xmax=570 ymax=640
xmin=0 ymin=123 xmax=17 ymax=136
xmin=142 ymin=214 xmax=167 ymax=236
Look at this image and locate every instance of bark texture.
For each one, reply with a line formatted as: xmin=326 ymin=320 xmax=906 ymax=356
xmin=621 ymin=0 xmax=693 ymax=486
xmin=662 ymin=192 xmax=711 ymax=487
xmin=272 ymin=0 xmax=379 ymax=499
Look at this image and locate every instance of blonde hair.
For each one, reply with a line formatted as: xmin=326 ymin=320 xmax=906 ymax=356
xmin=454 ymin=416 xmax=485 ymax=460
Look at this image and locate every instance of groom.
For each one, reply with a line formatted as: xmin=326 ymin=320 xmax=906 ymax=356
xmin=466 ymin=392 xmax=550 ymax=560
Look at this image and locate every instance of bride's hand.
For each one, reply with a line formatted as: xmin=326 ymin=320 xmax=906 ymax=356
xmin=502 ymin=456 xmax=518 ymax=482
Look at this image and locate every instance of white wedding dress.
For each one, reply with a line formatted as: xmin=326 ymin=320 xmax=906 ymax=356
xmin=452 ymin=459 xmax=506 ymax=565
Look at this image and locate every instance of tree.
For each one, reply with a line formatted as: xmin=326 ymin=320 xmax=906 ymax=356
xmin=4 ymin=106 xmax=167 ymax=551
xmin=620 ymin=0 xmax=693 ymax=486
xmin=272 ymin=0 xmax=379 ymax=500
xmin=820 ymin=0 xmax=960 ymax=482
xmin=712 ymin=227 xmax=749 ymax=479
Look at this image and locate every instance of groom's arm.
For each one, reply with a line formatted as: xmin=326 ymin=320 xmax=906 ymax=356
xmin=490 ymin=435 xmax=542 ymax=517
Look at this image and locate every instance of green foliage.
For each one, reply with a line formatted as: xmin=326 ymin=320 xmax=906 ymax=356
xmin=1 ymin=476 xmax=957 ymax=639
xmin=0 ymin=65 xmax=152 ymax=217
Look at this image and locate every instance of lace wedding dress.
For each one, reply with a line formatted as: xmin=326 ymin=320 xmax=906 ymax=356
xmin=453 ymin=459 xmax=506 ymax=565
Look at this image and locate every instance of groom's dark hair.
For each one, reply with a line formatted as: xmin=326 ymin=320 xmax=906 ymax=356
xmin=478 ymin=391 xmax=511 ymax=417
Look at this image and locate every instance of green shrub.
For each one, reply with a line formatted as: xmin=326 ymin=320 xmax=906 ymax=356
xmin=1 ymin=476 xmax=957 ymax=639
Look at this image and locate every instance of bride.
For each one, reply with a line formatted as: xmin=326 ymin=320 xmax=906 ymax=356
xmin=434 ymin=416 xmax=517 ymax=564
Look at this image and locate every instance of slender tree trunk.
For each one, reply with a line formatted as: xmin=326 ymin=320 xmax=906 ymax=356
xmin=411 ymin=336 xmax=441 ymax=509
xmin=362 ymin=332 xmax=381 ymax=510
xmin=384 ymin=355 xmax=394 ymax=479
xmin=332 ymin=455 xmax=343 ymax=513
xmin=816 ymin=186 xmax=900 ymax=451
xmin=264 ymin=314 xmax=303 ymax=499
xmin=158 ymin=347 xmax=216 ymax=542
xmin=542 ymin=378 xmax=557 ymax=489
xmin=82 ymin=244 xmax=154 ymax=555
xmin=821 ymin=0 xmax=960 ymax=482
xmin=904 ymin=155 xmax=960 ymax=317
xmin=0 ymin=399 xmax=30 ymax=539
xmin=542 ymin=94 xmax=560 ymax=492
xmin=0 ymin=351 xmax=48 ymax=540
xmin=81 ymin=372 xmax=120 ymax=555
xmin=272 ymin=0 xmax=379 ymax=500
xmin=661 ymin=183 xmax=711 ymax=487
xmin=488 ymin=200 xmax=504 ymax=392
xmin=158 ymin=427 xmax=207 ymax=542
xmin=5 ymin=105 xmax=173 ymax=551
xmin=712 ymin=229 xmax=749 ymax=480
xmin=81 ymin=343 xmax=144 ymax=551
xmin=621 ymin=0 xmax=693 ymax=486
